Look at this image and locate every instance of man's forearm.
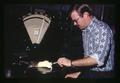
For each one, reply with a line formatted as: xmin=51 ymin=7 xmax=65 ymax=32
xmin=71 ymin=56 xmax=98 ymax=67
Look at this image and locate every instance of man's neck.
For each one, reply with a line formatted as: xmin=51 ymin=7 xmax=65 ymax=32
xmin=85 ymin=16 xmax=93 ymax=28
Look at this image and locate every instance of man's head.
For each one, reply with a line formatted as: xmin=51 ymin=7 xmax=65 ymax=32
xmin=70 ymin=4 xmax=93 ymax=30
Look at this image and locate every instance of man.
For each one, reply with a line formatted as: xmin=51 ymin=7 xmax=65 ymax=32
xmin=57 ymin=4 xmax=115 ymax=78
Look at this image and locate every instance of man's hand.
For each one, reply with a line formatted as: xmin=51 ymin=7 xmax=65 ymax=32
xmin=57 ymin=57 xmax=71 ymax=67
xmin=65 ymin=72 xmax=81 ymax=79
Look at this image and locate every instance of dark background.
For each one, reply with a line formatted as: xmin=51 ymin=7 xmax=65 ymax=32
xmin=3 ymin=4 xmax=115 ymax=78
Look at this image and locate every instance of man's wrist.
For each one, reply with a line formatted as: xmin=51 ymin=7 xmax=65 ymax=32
xmin=70 ymin=60 xmax=73 ymax=67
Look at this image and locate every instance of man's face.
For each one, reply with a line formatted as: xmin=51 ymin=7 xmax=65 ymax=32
xmin=71 ymin=10 xmax=86 ymax=30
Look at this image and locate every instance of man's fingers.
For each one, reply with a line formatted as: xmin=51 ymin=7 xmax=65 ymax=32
xmin=64 ymin=72 xmax=81 ymax=79
xmin=65 ymin=74 xmax=71 ymax=78
xmin=57 ymin=58 xmax=64 ymax=67
xmin=65 ymin=75 xmax=68 ymax=78
xmin=59 ymin=64 xmax=63 ymax=67
xmin=57 ymin=57 xmax=71 ymax=67
xmin=65 ymin=74 xmax=75 ymax=78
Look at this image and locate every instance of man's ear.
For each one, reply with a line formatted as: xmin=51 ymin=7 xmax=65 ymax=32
xmin=83 ymin=12 xmax=89 ymax=18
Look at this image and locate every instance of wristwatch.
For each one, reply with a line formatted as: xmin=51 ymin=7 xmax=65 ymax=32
xmin=71 ymin=60 xmax=74 ymax=67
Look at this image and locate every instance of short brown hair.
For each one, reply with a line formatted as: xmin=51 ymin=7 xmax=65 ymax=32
xmin=70 ymin=4 xmax=93 ymax=17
